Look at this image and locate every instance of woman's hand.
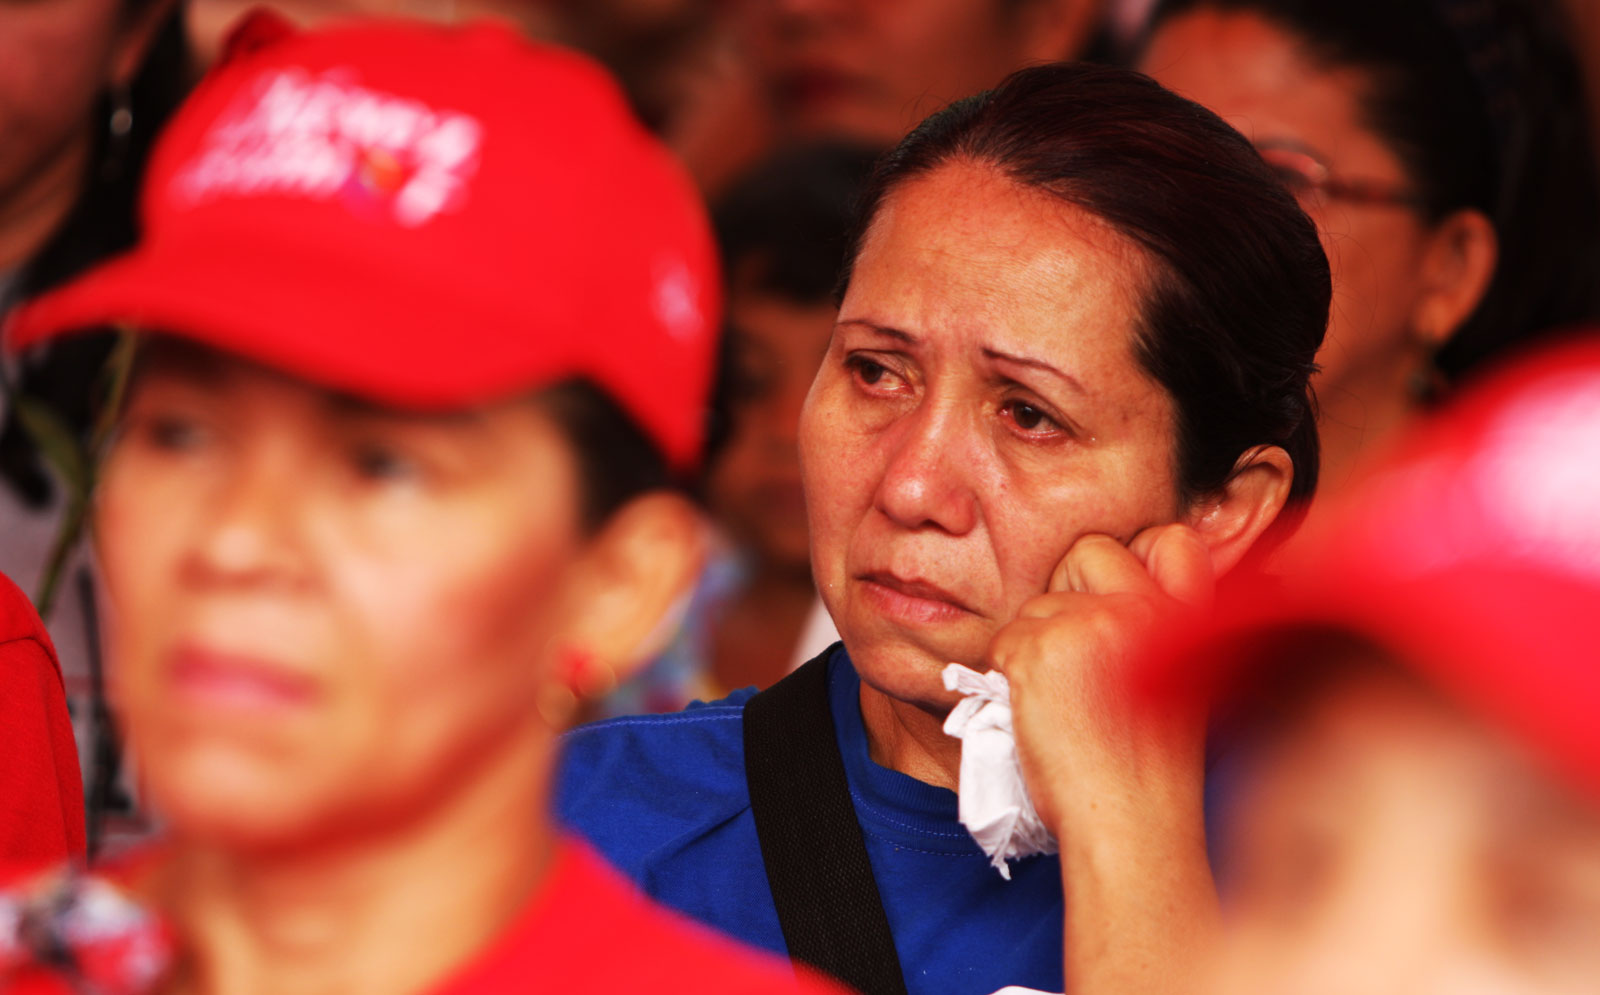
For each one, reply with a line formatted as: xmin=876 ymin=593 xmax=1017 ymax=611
xmin=986 ymin=524 xmax=1218 ymax=995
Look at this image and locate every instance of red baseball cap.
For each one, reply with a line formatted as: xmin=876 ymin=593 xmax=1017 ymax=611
xmin=1142 ymin=333 xmax=1600 ymax=800
xmin=3 ymin=15 xmax=720 ymax=472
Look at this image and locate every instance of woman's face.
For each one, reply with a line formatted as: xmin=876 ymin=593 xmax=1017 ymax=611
xmin=799 ymin=161 xmax=1181 ymax=708
xmin=97 ymin=345 xmax=586 ymax=848
xmin=1214 ymin=668 xmax=1600 ymax=995
xmin=1140 ymin=10 xmax=1435 ymax=413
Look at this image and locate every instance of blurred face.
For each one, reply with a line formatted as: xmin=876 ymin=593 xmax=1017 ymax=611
xmin=707 ymin=289 xmax=834 ymax=574
xmin=0 ymin=0 xmax=132 ymax=249
xmin=799 ymin=161 xmax=1181 ymax=709
xmin=1140 ymin=10 xmax=1433 ymax=412
xmin=743 ymin=0 xmax=1064 ymax=144
xmin=1214 ymin=668 xmax=1600 ymax=995
xmin=97 ymin=345 xmax=586 ymax=849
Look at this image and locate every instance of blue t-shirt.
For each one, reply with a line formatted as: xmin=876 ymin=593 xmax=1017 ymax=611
xmin=555 ymin=645 xmax=1065 ymax=995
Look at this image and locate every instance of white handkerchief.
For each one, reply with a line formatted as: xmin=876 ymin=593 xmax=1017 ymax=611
xmin=941 ymin=663 xmax=1058 ymax=879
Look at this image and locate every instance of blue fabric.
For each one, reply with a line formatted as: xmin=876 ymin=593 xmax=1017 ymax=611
xmin=556 ymin=645 xmax=1066 ymax=995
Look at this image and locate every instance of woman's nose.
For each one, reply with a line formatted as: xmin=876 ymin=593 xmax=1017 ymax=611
xmin=182 ymin=446 xmax=310 ymax=590
xmin=873 ymin=400 xmax=980 ymax=535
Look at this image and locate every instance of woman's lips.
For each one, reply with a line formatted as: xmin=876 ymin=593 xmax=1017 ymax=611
xmin=168 ymin=645 xmax=319 ymax=714
xmin=857 ymin=571 xmax=975 ymax=626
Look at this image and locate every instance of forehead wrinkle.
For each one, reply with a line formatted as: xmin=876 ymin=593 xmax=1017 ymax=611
xmin=879 ymin=167 xmax=1152 ymax=349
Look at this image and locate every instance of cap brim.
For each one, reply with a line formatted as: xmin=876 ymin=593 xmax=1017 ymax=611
xmin=5 ymin=231 xmax=579 ymax=411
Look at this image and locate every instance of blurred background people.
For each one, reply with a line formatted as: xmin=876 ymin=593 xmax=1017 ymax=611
xmin=0 ymin=0 xmax=192 ymax=848
xmin=1141 ymin=333 xmax=1600 ymax=995
xmin=1 ymin=18 xmax=843 ymax=995
xmin=739 ymin=0 xmax=1107 ymax=147
xmin=186 ymin=0 xmax=1118 ymax=195
xmin=185 ymin=1 xmax=551 ymax=58
xmin=707 ymin=0 xmax=1110 ymax=191
xmin=1138 ymin=0 xmax=1600 ymax=538
xmin=601 ymin=141 xmax=880 ymax=715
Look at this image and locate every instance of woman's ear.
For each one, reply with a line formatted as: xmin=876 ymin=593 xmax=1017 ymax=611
xmin=559 ymin=493 xmax=706 ymax=688
xmin=1411 ymin=208 xmax=1498 ymax=350
xmin=1183 ymin=445 xmax=1294 ymax=577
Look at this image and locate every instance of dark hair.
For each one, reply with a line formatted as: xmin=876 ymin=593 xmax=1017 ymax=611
xmin=537 ymin=381 xmax=674 ymax=534
xmin=844 ymin=62 xmax=1329 ymax=510
xmin=1 ymin=5 xmax=194 ymax=507
xmin=1147 ymin=0 xmax=1600 ymax=381
xmin=714 ymin=141 xmax=884 ymax=306
xmin=702 ymin=142 xmax=881 ymax=465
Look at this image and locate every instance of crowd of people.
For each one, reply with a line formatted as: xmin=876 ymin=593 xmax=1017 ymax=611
xmin=0 ymin=1 xmax=1596 ymax=993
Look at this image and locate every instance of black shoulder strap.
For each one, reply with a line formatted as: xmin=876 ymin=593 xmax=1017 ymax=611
xmin=743 ymin=648 xmax=909 ymax=995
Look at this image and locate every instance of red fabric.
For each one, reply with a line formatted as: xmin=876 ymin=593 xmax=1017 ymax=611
xmin=0 ymin=573 xmax=84 ymax=866
xmin=433 ymin=838 xmax=848 ymax=994
xmin=1137 ymin=333 xmax=1600 ymax=802
xmin=2 ymin=839 xmax=850 ymax=994
xmin=3 ymin=17 xmax=719 ymax=472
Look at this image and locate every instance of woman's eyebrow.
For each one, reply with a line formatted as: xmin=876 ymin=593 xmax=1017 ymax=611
xmin=323 ymin=393 xmax=484 ymax=427
xmin=836 ymin=319 xmax=916 ymax=345
xmin=982 ymin=347 xmax=1087 ymax=395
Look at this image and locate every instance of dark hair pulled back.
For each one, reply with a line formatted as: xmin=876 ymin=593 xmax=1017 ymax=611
xmin=844 ymin=62 xmax=1330 ymax=510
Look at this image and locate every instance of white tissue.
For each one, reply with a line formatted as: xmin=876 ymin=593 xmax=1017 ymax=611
xmin=941 ymin=663 xmax=1058 ymax=879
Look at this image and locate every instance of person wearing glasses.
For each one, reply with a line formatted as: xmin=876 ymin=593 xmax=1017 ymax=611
xmin=1139 ymin=0 xmax=1600 ymax=519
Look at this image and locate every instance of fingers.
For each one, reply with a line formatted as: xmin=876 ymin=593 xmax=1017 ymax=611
xmin=1135 ymin=525 xmax=1215 ymax=610
xmin=1044 ymin=526 xmax=1214 ymax=606
xmin=1048 ymin=533 xmax=1161 ymax=598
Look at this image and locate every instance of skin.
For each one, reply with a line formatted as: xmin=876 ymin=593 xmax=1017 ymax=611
xmin=705 ymin=290 xmax=835 ymax=691
xmin=1140 ymin=10 xmax=1496 ymax=494
xmin=800 ymin=161 xmax=1184 ymax=781
xmin=710 ymin=291 xmax=833 ymax=579
xmin=741 ymin=0 xmax=1101 ymax=145
xmin=96 ymin=343 xmax=700 ymax=994
xmin=800 ymin=158 xmax=1293 ymax=992
xmin=0 ymin=0 xmax=171 ymax=270
xmin=1214 ymin=666 xmax=1600 ymax=995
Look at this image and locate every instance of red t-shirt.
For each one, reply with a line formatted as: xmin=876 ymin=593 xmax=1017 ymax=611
xmin=436 ymin=838 xmax=847 ymax=993
xmin=0 ymin=571 xmax=84 ymax=865
xmin=1 ymin=838 xmax=850 ymax=994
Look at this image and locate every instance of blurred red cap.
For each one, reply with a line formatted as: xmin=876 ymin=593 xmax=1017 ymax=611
xmin=1143 ymin=333 xmax=1600 ymax=799
xmin=3 ymin=15 xmax=720 ymax=471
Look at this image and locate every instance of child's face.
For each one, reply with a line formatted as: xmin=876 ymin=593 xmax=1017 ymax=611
xmin=97 ymin=342 xmax=587 ymax=848
xmin=1212 ymin=665 xmax=1600 ymax=995
xmin=706 ymin=288 xmax=834 ymax=574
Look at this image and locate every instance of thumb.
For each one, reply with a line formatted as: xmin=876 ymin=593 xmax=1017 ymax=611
xmin=1131 ymin=524 xmax=1214 ymax=609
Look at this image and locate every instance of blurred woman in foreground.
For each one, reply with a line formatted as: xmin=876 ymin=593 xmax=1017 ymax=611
xmin=0 ymin=19 xmax=840 ymax=995
xmin=560 ymin=62 xmax=1329 ymax=995
xmin=1140 ymin=0 xmax=1600 ymax=508
xmin=1133 ymin=335 xmax=1600 ymax=994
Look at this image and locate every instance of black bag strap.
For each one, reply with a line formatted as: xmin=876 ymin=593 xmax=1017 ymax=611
xmin=743 ymin=648 xmax=909 ymax=995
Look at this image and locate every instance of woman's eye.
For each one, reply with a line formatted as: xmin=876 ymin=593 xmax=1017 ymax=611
xmin=845 ymin=355 xmax=901 ymax=391
xmin=1001 ymin=399 xmax=1060 ymax=435
xmin=853 ymin=358 xmax=887 ymax=385
xmin=350 ymin=443 xmax=420 ymax=483
xmin=143 ymin=414 xmax=209 ymax=452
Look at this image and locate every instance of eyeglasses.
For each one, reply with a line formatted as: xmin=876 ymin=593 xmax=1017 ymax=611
xmin=1255 ymin=142 xmax=1427 ymax=212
